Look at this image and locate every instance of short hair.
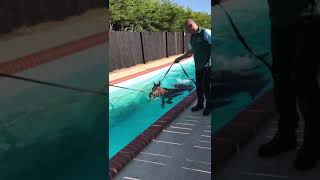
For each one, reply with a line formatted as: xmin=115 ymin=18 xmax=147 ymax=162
xmin=184 ymin=19 xmax=197 ymax=26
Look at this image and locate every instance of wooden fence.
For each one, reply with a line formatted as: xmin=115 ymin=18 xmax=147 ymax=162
xmin=109 ymin=31 xmax=191 ymax=72
xmin=0 ymin=0 xmax=105 ymax=33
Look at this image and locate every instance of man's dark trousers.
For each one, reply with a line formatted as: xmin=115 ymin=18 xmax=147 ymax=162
xmin=271 ymin=17 xmax=320 ymax=148
xmin=195 ymin=66 xmax=211 ymax=108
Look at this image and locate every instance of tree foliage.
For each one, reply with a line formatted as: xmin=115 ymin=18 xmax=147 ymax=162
xmin=109 ymin=0 xmax=211 ymax=31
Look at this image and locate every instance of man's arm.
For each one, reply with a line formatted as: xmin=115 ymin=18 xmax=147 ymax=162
xmin=204 ymin=29 xmax=211 ymax=45
xmin=174 ymin=49 xmax=193 ymax=63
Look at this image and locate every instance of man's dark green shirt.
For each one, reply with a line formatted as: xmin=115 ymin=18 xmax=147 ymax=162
xmin=189 ymin=27 xmax=211 ymax=70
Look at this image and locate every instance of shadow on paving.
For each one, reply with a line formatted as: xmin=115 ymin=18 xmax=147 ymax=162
xmin=216 ymin=117 xmax=320 ymax=180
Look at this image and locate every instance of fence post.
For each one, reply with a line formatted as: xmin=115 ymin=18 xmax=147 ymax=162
xmin=182 ymin=32 xmax=185 ymax=53
xmin=165 ymin=32 xmax=169 ymax=58
xmin=140 ymin=32 xmax=146 ymax=64
xmin=174 ymin=32 xmax=177 ymax=55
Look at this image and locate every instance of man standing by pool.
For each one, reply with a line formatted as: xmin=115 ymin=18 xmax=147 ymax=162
xmin=257 ymin=0 xmax=320 ymax=171
xmin=213 ymin=0 xmax=320 ymax=171
xmin=174 ymin=19 xmax=212 ymax=116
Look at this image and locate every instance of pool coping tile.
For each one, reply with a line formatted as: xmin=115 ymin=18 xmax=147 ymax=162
xmin=0 ymin=32 xmax=108 ymax=74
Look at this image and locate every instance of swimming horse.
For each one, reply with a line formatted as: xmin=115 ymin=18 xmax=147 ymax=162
xmin=149 ymin=81 xmax=193 ymax=108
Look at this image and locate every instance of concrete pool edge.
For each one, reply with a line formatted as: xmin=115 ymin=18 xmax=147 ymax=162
xmin=212 ymin=89 xmax=276 ymax=173
xmin=109 ymin=91 xmax=197 ymax=179
xmin=0 ymin=32 xmax=107 ymax=74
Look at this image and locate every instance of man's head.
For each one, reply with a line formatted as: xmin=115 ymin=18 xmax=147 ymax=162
xmin=184 ymin=19 xmax=199 ymax=34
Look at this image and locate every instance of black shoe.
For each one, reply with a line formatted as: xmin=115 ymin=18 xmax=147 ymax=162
xmin=202 ymin=108 xmax=210 ymax=116
xmin=257 ymin=134 xmax=297 ymax=158
xmin=191 ymin=103 xmax=204 ymax=112
xmin=294 ymin=146 xmax=319 ymax=171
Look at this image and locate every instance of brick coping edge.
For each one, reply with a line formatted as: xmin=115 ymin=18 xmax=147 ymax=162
xmin=0 ymin=32 xmax=108 ymax=74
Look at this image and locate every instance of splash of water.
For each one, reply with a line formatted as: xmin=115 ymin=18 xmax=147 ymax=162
xmin=176 ymin=78 xmax=191 ymax=84
xmin=214 ymin=54 xmax=261 ymax=71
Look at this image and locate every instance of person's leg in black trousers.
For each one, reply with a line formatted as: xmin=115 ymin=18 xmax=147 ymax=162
xmin=258 ymin=25 xmax=300 ymax=157
xmin=293 ymin=17 xmax=320 ymax=170
xmin=203 ymin=66 xmax=212 ymax=116
xmin=192 ymin=69 xmax=205 ymax=112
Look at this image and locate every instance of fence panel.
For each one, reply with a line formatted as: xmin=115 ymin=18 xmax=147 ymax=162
xmin=0 ymin=0 xmax=104 ymax=33
xmin=109 ymin=32 xmax=144 ymax=72
xmin=177 ymin=32 xmax=184 ymax=54
xmin=129 ymin=32 xmax=145 ymax=66
xmin=167 ymin=32 xmax=178 ymax=56
xmin=184 ymin=33 xmax=191 ymax=52
xmin=109 ymin=31 xmax=189 ymax=72
xmin=141 ymin=32 xmax=166 ymax=62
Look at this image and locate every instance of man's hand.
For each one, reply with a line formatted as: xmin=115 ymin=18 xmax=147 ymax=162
xmin=212 ymin=0 xmax=222 ymax=6
xmin=174 ymin=50 xmax=192 ymax=63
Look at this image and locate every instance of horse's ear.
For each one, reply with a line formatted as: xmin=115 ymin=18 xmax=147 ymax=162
xmin=153 ymin=82 xmax=156 ymax=86
xmin=159 ymin=81 xmax=161 ymax=86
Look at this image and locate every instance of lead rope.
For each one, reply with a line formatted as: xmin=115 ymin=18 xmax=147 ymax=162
xmin=159 ymin=62 xmax=175 ymax=83
xmin=0 ymin=72 xmax=107 ymax=96
xmin=217 ymin=3 xmax=273 ymax=72
xmin=0 ymin=72 xmax=148 ymax=94
xmin=178 ymin=62 xmax=196 ymax=85
xmin=109 ymin=84 xmax=145 ymax=92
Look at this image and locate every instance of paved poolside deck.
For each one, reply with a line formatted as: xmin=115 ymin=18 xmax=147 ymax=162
xmin=216 ymin=116 xmax=320 ymax=180
xmin=215 ymin=73 xmax=320 ymax=180
xmin=113 ymin=99 xmax=211 ymax=180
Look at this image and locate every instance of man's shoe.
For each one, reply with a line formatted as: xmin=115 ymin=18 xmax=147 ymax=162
xmin=257 ymin=135 xmax=297 ymax=158
xmin=203 ymin=108 xmax=210 ymax=116
xmin=191 ymin=103 xmax=204 ymax=112
xmin=294 ymin=146 xmax=319 ymax=171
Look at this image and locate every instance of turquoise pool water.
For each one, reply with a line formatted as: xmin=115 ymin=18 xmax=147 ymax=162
xmin=0 ymin=44 xmax=107 ymax=179
xmin=109 ymin=58 xmax=196 ymax=159
xmin=212 ymin=0 xmax=273 ymax=133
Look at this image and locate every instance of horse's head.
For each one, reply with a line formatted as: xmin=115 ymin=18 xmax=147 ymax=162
xmin=149 ymin=82 xmax=161 ymax=99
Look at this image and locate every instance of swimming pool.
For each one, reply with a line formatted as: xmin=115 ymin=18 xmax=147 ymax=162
xmin=212 ymin=0 xmax=273 ymax=133
xmin=109 ymin=57 xmax=196 ymax=159
xmin=0 ymin=44 xmax=107 ymax=179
